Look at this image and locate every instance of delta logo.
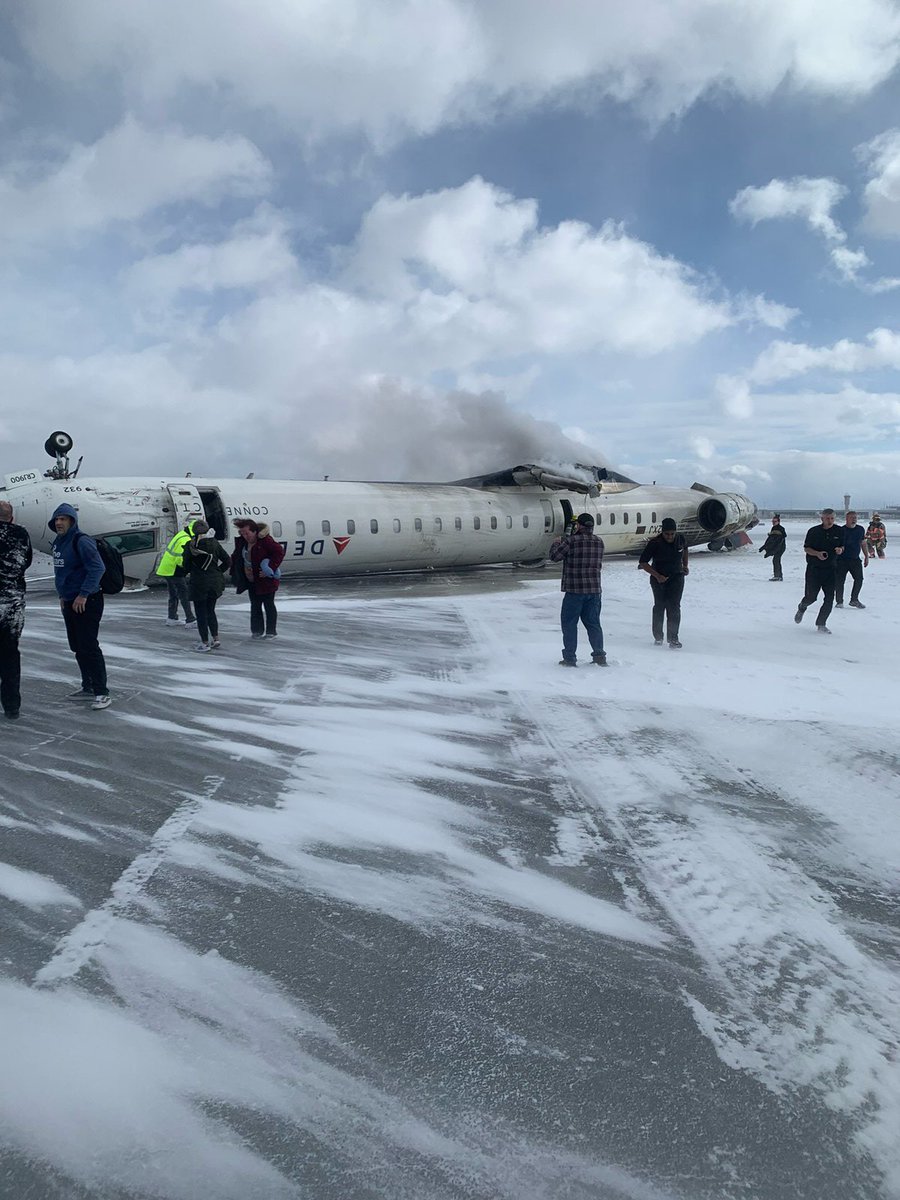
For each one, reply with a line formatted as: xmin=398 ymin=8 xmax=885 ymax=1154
xmin=333 ymin=536 xmax=351 ymax=555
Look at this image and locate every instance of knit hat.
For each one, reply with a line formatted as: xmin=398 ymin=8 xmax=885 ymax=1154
xmin=661 ymin=517 xmax=677 ymax=531
xmin=576 ymin=513 xmax=594 ymax=527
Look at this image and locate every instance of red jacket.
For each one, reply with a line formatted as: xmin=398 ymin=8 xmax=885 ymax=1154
xmin=231 ymin=528 xmax=285 ymax=595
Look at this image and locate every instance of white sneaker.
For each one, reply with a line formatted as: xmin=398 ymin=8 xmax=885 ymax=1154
xmin=210 ymin=639 xmax=221 ymax=650
xmin=165 ymin=618 xmax=181 ymax=626
xmin=194 ymin=642 xmax=211 ymax=653
xmin=184 ymin=619 xmax=197 ymax=627
xmin=91 ymin=694 xmax=112 ymax=710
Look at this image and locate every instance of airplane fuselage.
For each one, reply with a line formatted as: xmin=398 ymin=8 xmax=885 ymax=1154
xmin=3 ymin=467 xmax=757 ymax=584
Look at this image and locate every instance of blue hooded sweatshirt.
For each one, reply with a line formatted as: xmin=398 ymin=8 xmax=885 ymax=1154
xmin=49 ymin=503 xmax=105 ymax=601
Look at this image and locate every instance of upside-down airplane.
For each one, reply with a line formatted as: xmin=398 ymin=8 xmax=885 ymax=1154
xmin=4 ymin=432 xmax=757 ymax=584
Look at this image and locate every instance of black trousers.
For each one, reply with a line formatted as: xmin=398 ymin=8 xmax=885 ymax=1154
xmin=798 ymin=565 xmax=835 ymax=626
xmin=650 ymin=575 xmax=684 ymax=642
xmin=193 ymin=592 xmax=220 ymax=642
xmin=62 ymin=593 xmax=108 ymax=695
xmin=835 ymin=558 xmax=863 ymax=604
xmin=771 ymin=549 xmax=784 ymax=580
xmin=248 ymin=584 xmax=277 ymax=636
xmin=166 ymin=576 xmax=194 ymax=621
xmin=0 ymin=604 xmax=24 ymax=715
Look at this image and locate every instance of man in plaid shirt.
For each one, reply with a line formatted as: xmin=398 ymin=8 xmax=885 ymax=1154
xmin=548 ymin=512 xmax=607 ymax=667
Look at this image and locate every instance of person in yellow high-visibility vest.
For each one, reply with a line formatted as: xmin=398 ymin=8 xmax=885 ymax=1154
xmin=156 ymin=521 xmax=198 ymax=626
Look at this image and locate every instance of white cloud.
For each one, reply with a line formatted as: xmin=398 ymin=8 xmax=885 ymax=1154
xmin=859 ymin=127 xmax=900 ymax=236
xmin=124 ymin=207 xmax=298 ymax=305
xmin=748 ymin=328 xmax=900 ymax=385
xmin=691 ymin=436 xmax=716 ymax=460
xmin=730 ymin=177 xmax=847 ymax=241
xmin=730 ymin=172 xmax=900 ymax=291
xmin=0 ymin=115 xmax=270 ymax=245
xmin=14 ymin=1 xmax=900 ymax=145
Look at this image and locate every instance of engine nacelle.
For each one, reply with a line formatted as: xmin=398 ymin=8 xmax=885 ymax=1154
xmin=697 ymin=493 xmax=758 ymax=533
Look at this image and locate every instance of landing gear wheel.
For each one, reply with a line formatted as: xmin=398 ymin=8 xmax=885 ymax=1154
xmin=44 ymin=430 xmax=74 ymax=458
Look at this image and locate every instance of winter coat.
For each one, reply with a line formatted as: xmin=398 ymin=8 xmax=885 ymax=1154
xmin=48 ymin=503 xmax=104 ymax=600
xmin=0 ymin=520 xmax=32 ymax=635
xmin=230 ymin=525 xmax=285 ymax=596
xmin=182 ymin=535 xmax=231 ymax=600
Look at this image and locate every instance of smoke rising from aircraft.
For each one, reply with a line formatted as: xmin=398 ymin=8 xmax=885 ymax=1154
xmin=298 ymin=380 xmax=607 ymax=481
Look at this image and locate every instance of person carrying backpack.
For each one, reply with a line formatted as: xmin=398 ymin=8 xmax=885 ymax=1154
xmin=49 ymin=503 xmax=111 ymax=710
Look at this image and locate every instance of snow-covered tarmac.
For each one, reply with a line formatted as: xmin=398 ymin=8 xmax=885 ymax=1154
xmin=1 ymin=525 xmax=898 ymax=1200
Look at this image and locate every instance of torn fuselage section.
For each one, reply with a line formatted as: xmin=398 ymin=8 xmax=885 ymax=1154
xmin=451 ymin=463 xmax=639 ymax=495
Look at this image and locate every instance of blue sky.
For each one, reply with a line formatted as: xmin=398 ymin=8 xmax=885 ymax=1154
xmin=2 ymin=1 xmax=900 ymax=506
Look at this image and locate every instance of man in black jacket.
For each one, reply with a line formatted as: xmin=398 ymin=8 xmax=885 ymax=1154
xmin=794 ymin=509 xmax=843 ymax=633
xmin=759 ymin=514 xmax=787 ymax=581
xmin=0 ymin=500 xmax=33 ymax=719
xmin=639 ymin=518 xmax=689 ymax=648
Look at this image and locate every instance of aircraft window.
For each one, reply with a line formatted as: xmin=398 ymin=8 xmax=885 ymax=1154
xmin=454 ymin=516 xmax=462 ymax=531
xmin=474 ymin=516 xmax=481 ymax=530
xmin=490 ymin=516 xmax=498 ymax=530
xmin=414 ymin=517 xmax=423 ymax=532
xmin=370 ymin=519 xmax=378 ymax=533
xmin=346 ymin=519 xmax=356 ymax=534
xmin=652 ymin=511 xmax=657 ymax=523
xmin=296 ymin=521 xmax=305 ymax=538
xmin=271 ymin=520 xmax=283 ymax=538
xmin=623 ymin=513 xmax=629 ymax=525
xmin=596 ymin=514 xmax=602 ymax=525
xmin=522 ymin=515 xmax=529 ymax=528
xmin=104 ymin=530 xmax=156 ymax=555
xmin=610 ymin=513 xmax=616 ymax=525
xmin=636 ymin=512 xmax=642 ymax=523
xmin=393 ymin=518 xmax=401 ymax=532
xmin=322 ymin=520 xmax=331 ymax=534
xmin=434 ymin=517 xmax=442 ymax=532
xmin=505 ymin=515 xmax=512 ymax=528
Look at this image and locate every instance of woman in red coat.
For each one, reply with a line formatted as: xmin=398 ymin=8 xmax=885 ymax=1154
xmin=231 ymin=519 xmax=286 ymax=639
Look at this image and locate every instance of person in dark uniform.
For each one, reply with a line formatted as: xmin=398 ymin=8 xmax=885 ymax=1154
xmin=794 ymin=508 xmax=843 ymax=633
xmin=0 ymin=500 xmax=33 ymax=720
xmin=639 ymin=517 xmax=689 ymax=648
xmin=759 ymin=513 xmax=787 ymax=580
xmin=835 ymin=511 xmax=868 ymax=609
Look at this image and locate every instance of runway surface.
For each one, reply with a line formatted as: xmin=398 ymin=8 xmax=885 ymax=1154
xmin=1 ymin=534 xmax=898 ymax=1199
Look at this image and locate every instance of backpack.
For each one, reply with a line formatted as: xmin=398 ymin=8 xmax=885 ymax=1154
xmin=74 ymin=531 xmax=125 ymax=595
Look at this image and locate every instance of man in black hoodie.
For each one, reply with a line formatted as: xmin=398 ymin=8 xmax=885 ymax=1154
xmin=0 ymin=499 xmax=33 ymax=719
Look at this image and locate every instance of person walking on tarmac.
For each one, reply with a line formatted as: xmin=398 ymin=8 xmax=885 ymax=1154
xmin=865 ymin=513 xmax=887 ymax=559
xmin=182 ymin=521 xmax=230 ymax=652
xmin=49 ymin=503 xmax=111 ymax=709
xmin=835 ymin=511 xmax=868 ymax=609
xmin=231 ymin=519 xmax=285 ymax=639
xmin=639 ymin=517 xmax=689 ymax=648
xmin=548 ymin=512 xmax=607 ymax=667
xmin=759 ymin=513 xmax=787 ymax=581
xmin=794 ymin=508 xmax=843 ymax=633
xmin=0 ymin=499 xmax=33 ymax=720
xmin=156 ymin=521 xmax=198 ymax=627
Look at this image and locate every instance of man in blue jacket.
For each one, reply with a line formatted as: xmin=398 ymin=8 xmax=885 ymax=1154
xmin=49 ymin=503 xmax=111 ymax=710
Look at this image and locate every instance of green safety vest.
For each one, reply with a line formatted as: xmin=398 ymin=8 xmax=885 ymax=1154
xmin=156 ymin=522 xmax=197 ymax=577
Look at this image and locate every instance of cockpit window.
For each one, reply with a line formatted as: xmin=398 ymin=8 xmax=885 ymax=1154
xmin=104 ymin=530 xmax=157 ymax=555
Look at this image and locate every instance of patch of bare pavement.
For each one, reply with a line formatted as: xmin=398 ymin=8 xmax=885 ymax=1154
xmin=0 ymin=572 xmax=894 ymax=1200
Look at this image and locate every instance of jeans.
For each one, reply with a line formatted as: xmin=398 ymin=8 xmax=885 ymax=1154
xmin=835 ymin=558 xmax=863 ymax=604
xmin=560 ymin=592 xmax=604 ymax=663
xmin=166 ymin=576 xmax=195 ymax=621
xmin=62 ymin=593 xmax=108 ymax=695
xmin=194 ymin=593 xmax=219 ymax=642
xmin=798 ymin=565 xmax=835 ymax=626
xmin=650 ymin=575 xmax=684 ymax=642
xmin=248 ymin=585 xmax=278 ymax=637
xmin=0 ymin=601 xmax=24 ymax=715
